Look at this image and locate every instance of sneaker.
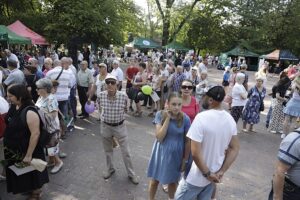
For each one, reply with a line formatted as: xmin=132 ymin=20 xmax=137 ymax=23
xmin=281 ymin=134 xmax=286 ymax=139
xmin=128 ymin=175 xmax=139 ymax=185
xmin=51 ymin=161 xmax=63 ymax=174
xmin=162 ymin=184 xmax=168 ymax=193
xmin=270 ymin=130 xmax=276 ymax=134
xmin=103 ymin=168 xmax=115 ymax=179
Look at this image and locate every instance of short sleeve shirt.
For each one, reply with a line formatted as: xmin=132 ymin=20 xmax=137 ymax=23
xmin=77 ymin=69 xmax=93 ymax=87
xmin=186 ymin=109 xmax=237 ymax=187
xmin=111 ymin=67 xmax=124 ymax=82
xmin=277 ymin=130 xmax=300 ymax=186
xmin=232 ymin=83 xmax=247 ymax=107
xmin=4 ymin=69 xmax=25 ymax=86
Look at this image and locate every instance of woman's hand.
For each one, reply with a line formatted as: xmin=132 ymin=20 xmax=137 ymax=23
xmin=22 ymin=155 xmax=32 ymax=165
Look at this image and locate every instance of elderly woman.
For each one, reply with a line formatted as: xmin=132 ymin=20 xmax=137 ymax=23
xmin=230 ymin=73 xmax=248 ymax=123
xmin=224 ymin=67 xmax=238 ymax=110
xmin=3 ymin=84 xmax=49 ymax=198
xmin=42 ymin=57 xmax=53 ymax=76
xmin=282 ymin=75 xmax=300 ymax=138
xmin=195 ymin=70 xmax=209 ymax=107
xmin=191 ymin=67 xmax=200 ymax=94
xmin=35 ymin=78 xmax=63 ymax=174
xmin=242 ymin=76 xmax=266 ymax=132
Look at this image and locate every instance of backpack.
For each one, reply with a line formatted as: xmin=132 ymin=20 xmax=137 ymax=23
xmin=20 ymin=106 xmax=58 ymax=147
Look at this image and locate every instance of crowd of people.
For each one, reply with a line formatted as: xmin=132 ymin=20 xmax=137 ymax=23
xmin=0 ymin=47 xmax=299 ymax=200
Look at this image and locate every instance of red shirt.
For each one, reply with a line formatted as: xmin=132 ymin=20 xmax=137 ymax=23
xmin=181 ymin=96 xmax=200 ymax=122
xmin=126 ymin=66 xmax=139 ymax=83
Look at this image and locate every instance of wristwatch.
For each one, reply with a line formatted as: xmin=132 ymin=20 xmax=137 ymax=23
xmin=202 ymin=171 xmax=211 ymax=178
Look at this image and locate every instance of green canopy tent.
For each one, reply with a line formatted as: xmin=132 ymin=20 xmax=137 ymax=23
xmin=164 ymin=41 xmax=190 ymax=51
xmin=0 ymin=25 xmax=31 ymax=45
xmin=223 ymin=46 xmax=259 ymax=71
xmin=132 ymin=37 xmax=161 ymax=49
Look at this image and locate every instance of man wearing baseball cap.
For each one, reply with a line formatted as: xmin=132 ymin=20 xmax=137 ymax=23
xmin=98 ymin=74 xmax=139 ymax=184
xmin=175 ymin=86 xmax=240 ymax=200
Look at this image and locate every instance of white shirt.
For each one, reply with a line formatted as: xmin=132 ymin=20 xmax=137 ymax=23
xmin=46 ymin=67 xmax=73 ymax=101
xmin=184 ymin=70 xmax=192 ymax=80
xmin=111 ymin=67 xmax=124 ymax=82
xmin=66 ymin=67 xmax=76 ymax=87
xmin=0 ymin=96 xmax=9 ymax=114
xmin=78 ymin=53 xmax=83 ymax=62
xmin=186 ymin=110 xmax=237 ymax=187
xmin=95 ymin=74 xmax=108 ymax=97
xmin=198 ymin=63 xmax=207 ymax=73
xmin=231 ymin=83 xmax=247 ymax=107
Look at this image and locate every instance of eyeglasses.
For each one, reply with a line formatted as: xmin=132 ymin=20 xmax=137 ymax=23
xmin=36 ymin=87 xmax=44 ymax=90
xmin=105 ymin=80 xmax=117 ymax=85
xmin=181 ymin=85 xmax=193 ymax=90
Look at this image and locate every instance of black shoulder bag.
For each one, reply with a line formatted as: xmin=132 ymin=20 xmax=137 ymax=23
xmin=256 ymin=87 xmax=264 ymax=112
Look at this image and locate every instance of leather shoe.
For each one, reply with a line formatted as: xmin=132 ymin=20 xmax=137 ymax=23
xmin=103 ymin=169 xmax=115 ymax=179
xmin=128 ymin=175 xmax=139 ymax=185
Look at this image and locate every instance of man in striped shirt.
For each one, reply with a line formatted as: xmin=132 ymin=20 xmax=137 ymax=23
xmin=46 ymin=57 xmax=73 ymax=117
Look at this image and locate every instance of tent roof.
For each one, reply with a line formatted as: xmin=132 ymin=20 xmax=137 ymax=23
xmin=263 ymin=49 xmax=298 ymax=61
xmin=132 ymin=37 xmax=161 ymax=49
xmin=0 ymin=25 xmax=31 ymax=44
xmin=164 ymin=41 xmax=190 ymax=51
xmin=264 ymin=49 xmax=280 ymax=60
xmin=279 ymin=50 xmax=298 ymax=61
xmin=8 ymin=20 xmax=48 ymax=45
xmin=224 ymin=46 xmax=259 ymax=57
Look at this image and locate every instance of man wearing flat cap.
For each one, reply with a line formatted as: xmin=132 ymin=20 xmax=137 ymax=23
xmin=175 ymin=86 xmax=240 ymax=200
xmin=98 ymin=74 xmax=139 ymax=185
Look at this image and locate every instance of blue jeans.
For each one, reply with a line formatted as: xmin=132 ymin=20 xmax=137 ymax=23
xmin=175 ymin=179 xmax=214 ymax=200
xmin=266 ymin=106 xmax=273 ymax=126
xmin=58 ymin=100 xmax=69 ymax=118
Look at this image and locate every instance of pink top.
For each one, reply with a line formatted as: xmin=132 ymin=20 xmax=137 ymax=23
xmin=181 ymin=96 xmax=200 ymax=122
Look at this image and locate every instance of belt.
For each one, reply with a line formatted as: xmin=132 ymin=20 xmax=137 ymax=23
xmin=104 ymin=120 xmax=124 ymax=127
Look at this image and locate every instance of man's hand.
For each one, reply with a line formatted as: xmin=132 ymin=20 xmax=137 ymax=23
xmin=87 ymin=99 xmax=91 ymax=105
xmin=215 ymin=170 xmax=225 ymax=182
xmin=207 ymin=173 xmax=220 ymax=183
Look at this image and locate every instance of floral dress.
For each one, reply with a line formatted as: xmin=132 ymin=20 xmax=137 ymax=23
xmin=242 ymin=87 xmax=266 ymax=124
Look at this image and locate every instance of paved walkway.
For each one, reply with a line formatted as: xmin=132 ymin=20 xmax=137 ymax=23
xmin=0 ymin=66 xmax=292 ymax=200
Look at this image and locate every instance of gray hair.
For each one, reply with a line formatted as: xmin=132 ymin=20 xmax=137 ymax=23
xmin=235 ymin=72 xmax=245 ymax=84
xmin=6 ymin=59 xmax=17 ymax=68
xmin=36 ymin=78 xmax=53 ymax=93
xmin=53 ymin=59 xmax=61 ymax=67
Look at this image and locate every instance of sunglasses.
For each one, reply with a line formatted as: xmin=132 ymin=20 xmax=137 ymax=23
xmin=181 ymin=85 xmax=193 ymax=90
xmin=105 ymin=80 xmax=117 ymax=85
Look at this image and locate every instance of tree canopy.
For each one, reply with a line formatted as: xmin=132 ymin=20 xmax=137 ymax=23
xmin=0 ymin=0 xmax=300 ymax=56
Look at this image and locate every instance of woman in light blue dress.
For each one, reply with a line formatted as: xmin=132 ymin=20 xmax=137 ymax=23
xmin=148 ymin=92 xmax=191 ymax=200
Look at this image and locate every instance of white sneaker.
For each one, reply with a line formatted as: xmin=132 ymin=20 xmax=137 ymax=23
xmin=281 ymin=134 xmax=286 ymax=139
xmin=51 ymin=161 xmax=63 ymax=174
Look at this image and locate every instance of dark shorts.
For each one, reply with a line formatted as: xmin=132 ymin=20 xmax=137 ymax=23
xmin=230 ymin=106 xmax=244 ymax=122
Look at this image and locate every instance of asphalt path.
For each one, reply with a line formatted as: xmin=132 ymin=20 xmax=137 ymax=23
xmin=1 ymin=65 xmax=293 ymax=200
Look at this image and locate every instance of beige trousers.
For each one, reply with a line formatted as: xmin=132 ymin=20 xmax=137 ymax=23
xmin=100 ymin=122 xmax=135 ymax=177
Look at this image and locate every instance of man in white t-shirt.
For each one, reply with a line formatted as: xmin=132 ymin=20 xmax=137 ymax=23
xmin=111 ymin=60 xmax=124 ymax=91
xmin=175 ymin=86 xmax=240 ymax=200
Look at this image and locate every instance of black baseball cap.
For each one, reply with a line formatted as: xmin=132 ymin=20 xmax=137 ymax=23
xmin=206 ymin=86 xmax=225 ymax=102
